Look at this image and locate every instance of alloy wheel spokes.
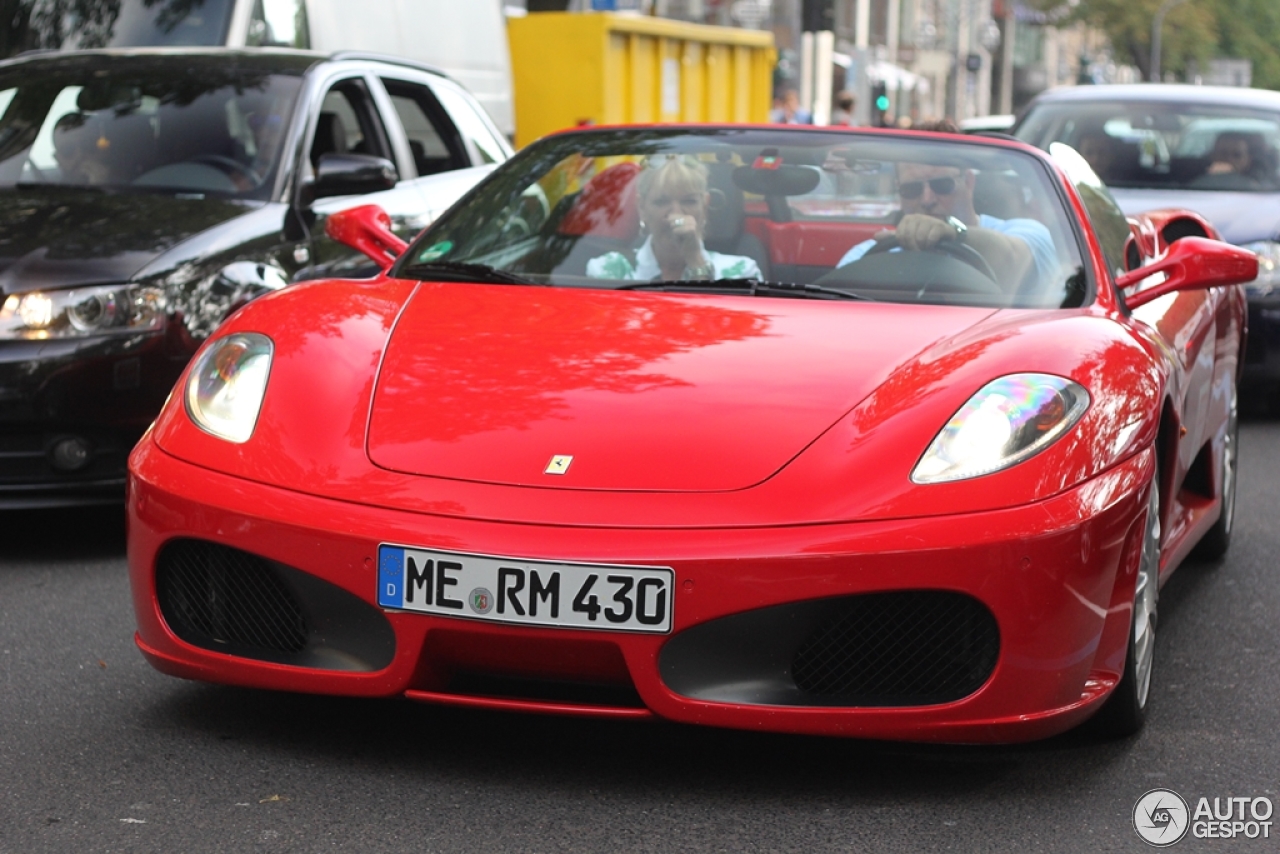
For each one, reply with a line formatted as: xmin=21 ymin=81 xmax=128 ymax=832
xmin=1221 ymin=394 xmax=1239 ymax=533
xmin=1133 ymin=488 xmax=1161 ymax=707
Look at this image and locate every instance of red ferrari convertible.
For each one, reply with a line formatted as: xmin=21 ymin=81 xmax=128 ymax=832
xmin=127 ymin=126 xmax=1257 ymax=742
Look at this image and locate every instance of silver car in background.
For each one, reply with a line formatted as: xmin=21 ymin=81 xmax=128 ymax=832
xmin=1013 ymin=84 xmax=1280 ymax=399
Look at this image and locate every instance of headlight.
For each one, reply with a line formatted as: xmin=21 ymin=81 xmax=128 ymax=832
xmin=912 ymin=374 xmax=1090 ymax=484
xmin=0 ymin=284 xmax=165 ymax=339
xmin=184 ymin=333 xmax=273 ymax=444
xmin=1241 ymin=240 xmax=1280 ymax=296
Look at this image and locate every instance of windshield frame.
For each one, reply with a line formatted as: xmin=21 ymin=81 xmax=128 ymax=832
xmin=392 ymin=125 xmax=1094 ymax=312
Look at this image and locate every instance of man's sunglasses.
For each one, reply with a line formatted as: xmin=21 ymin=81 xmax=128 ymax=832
xmin=898 ymin=176 xmax=958 ymax=199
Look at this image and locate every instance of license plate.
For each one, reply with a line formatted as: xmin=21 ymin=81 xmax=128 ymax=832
xmin=377 ymin=544 xmax=673 ymax=633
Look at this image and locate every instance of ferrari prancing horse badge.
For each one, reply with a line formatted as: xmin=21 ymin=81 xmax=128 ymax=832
xmin=545 ymin=455 xmax=573 ymax=475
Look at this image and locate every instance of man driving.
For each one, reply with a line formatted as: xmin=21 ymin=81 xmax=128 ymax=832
xmin=52 ymin=112 xmax=111 ymax=185
xmin=837 ymin=159 xmax=1056 ymax=290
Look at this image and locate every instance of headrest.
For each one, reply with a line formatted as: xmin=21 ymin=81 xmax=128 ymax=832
xmin=703 ymin=161 xmax=745 ymax=243
xmin=973 ymin=170 xmax=1026 ymax=221
xmin=311 ymin=112 xmax=349 ymax=164
xmin=558 ymin=161 xmax=640 ymax=239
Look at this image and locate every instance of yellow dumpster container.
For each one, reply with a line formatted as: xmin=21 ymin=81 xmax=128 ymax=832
xmin=507 ymin=12 xmax=776 ymax=148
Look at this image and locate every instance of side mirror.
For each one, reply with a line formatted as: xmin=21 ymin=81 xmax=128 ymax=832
xmin=324 ymin=204 xmax=408 ymax=272
xmin=308 ymin=152 xmax=398 ymax=202
xmin=1116 ymin=236 xmax=1258 ymax=309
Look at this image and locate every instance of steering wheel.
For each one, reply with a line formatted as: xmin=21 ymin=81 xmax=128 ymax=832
xmin=863 ymin=234 xmax=1000 ymax=285
xmin=814 ymin=234 xmax=1006 ymax=301
xmin=187 ymin=154 xmax=262 ymax=189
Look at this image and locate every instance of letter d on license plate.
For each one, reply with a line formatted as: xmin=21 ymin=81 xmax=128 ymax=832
xmin=377 ymin=545 xmax=673 ymax=633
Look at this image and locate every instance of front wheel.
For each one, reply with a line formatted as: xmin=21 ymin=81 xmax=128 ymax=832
xmin=1090 ymin=481 xmax=1161 ymax=738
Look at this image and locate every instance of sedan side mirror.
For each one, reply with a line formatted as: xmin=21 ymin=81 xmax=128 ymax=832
xmin=306 ymin=152 xmax=399 ymax=203
xmin=1116 ymin=236 xmax=1258 ymax=309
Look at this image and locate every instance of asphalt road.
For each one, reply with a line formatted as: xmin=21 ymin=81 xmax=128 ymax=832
xmin=2 ymin=419 xmax=1278 ymax=853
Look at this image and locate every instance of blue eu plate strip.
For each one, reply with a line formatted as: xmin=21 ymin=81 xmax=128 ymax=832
xmin=378 ymin=545 xmax=405 ymax=608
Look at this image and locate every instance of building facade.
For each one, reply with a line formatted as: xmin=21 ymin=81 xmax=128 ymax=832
xmin=518 ymin=1 xmax=1133 ymax=125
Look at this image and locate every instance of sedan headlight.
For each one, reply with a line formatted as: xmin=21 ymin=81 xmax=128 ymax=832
xmin=1241 ymin=240 xmax=1280 ymax=296
xmin=184 ymin=333 xmax=273 ymax=444
xmin=0 ymin=284 xmax=165 ymax=339
xmin=912 ymin=374 xmax=1090 ymax=484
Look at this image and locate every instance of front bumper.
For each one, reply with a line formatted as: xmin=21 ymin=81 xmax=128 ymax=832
xmin=0 ymin=332 xmax=182 ymax=507
xmin=128 ymin=437 xmax=1153 ymax=743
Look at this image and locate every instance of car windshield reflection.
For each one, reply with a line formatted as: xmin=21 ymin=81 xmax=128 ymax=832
xmin=1015 ymin=100 xmax=1280 ymax=192
xmin=0 ymin=56 xmax=303 ymax=199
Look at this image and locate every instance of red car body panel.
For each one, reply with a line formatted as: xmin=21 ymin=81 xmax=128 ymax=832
xmin=151 ymin=287 xmax=1166 ymax=526
xmin=127 ymin=127 xmax=1253 ymax=742
xmin=365 ymin=287 xmax=998 ymax=492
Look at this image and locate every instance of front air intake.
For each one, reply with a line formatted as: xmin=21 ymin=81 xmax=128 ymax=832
xmin=791 ymin=591 xmax=999 ymax=705
xmin=156 ymin=539 xmax=308 ymax=655
xmin=660 ymin=590 xmax=1000 ymax=708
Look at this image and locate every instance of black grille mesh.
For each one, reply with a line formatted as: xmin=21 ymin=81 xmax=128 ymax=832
xmin=791 ymin=591 xmax=998 ymax=705
xmin=156 ymin=540 xmax=307 ymax=654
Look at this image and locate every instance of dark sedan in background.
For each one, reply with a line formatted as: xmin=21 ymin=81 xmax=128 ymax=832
xmin=1013 ymin=84 xmax=1280 ymax=400
xmin=0 ymin=48 xmax=509 ymax=507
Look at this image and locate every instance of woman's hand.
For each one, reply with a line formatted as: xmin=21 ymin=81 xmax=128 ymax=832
xmin=667 ymin=213 xmax=699 ymax=240
xmin=667 ymin=213 xmax=706 ymax=269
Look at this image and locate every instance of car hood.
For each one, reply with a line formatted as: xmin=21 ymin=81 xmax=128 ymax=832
xmin=0 ymin=189 xmax=258 ymax=294
xmin=366 ymin=283 xmax=995 ymax=492
xmin=1108 ymin=187 xmax=1280 ymax=244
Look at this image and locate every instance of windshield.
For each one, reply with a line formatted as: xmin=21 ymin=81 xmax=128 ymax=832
xmin=396 ymin=128 xmax=1088 ymax=310
xmin=0 ymin=54 xmax=303 ymax=199
xmin=1015 ymin=99 xmax=1280 ymax=193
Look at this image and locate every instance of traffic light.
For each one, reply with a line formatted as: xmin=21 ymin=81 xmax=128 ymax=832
xmin=871 ymin=81 xmax=889 ymax=127
xmin=801 ymin=0 xmax=834 ymax=32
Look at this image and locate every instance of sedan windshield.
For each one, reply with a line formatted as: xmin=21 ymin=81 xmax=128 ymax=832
xmin=397 ymin=128 xmax=1088 ymax=310
xmin=0 ymin=54 xmax=304 ymax=200
xmin=1015 ymin=100 xmax=1280 ymax=193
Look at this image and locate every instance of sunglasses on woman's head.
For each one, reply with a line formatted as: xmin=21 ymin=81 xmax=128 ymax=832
xmin=898 ymin=175 xmax=958 ymax=199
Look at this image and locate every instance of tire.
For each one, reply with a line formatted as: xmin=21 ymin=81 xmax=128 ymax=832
xmin=1090 ymin=481 xmax=1160 ymax=738
xmin=1192 ymin=383 xmax=1239 ymax=561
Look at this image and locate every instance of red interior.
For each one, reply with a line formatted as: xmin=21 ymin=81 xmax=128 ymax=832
xmin=744 ymin=218 xmax=892 ymax=268
xmin=560 ymin=167 xmax=895 ymax=269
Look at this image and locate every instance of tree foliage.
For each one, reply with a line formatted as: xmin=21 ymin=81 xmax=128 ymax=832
xmin=1212 ymin=0 xmax=1280 ymax=89
xmin=1 ymin=1 xmax=123 ymax=56
xmin=0 ymin=1 xmax=205 ymax=58
xmin=1030 ymin=0 xmax=1280 ymax=89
